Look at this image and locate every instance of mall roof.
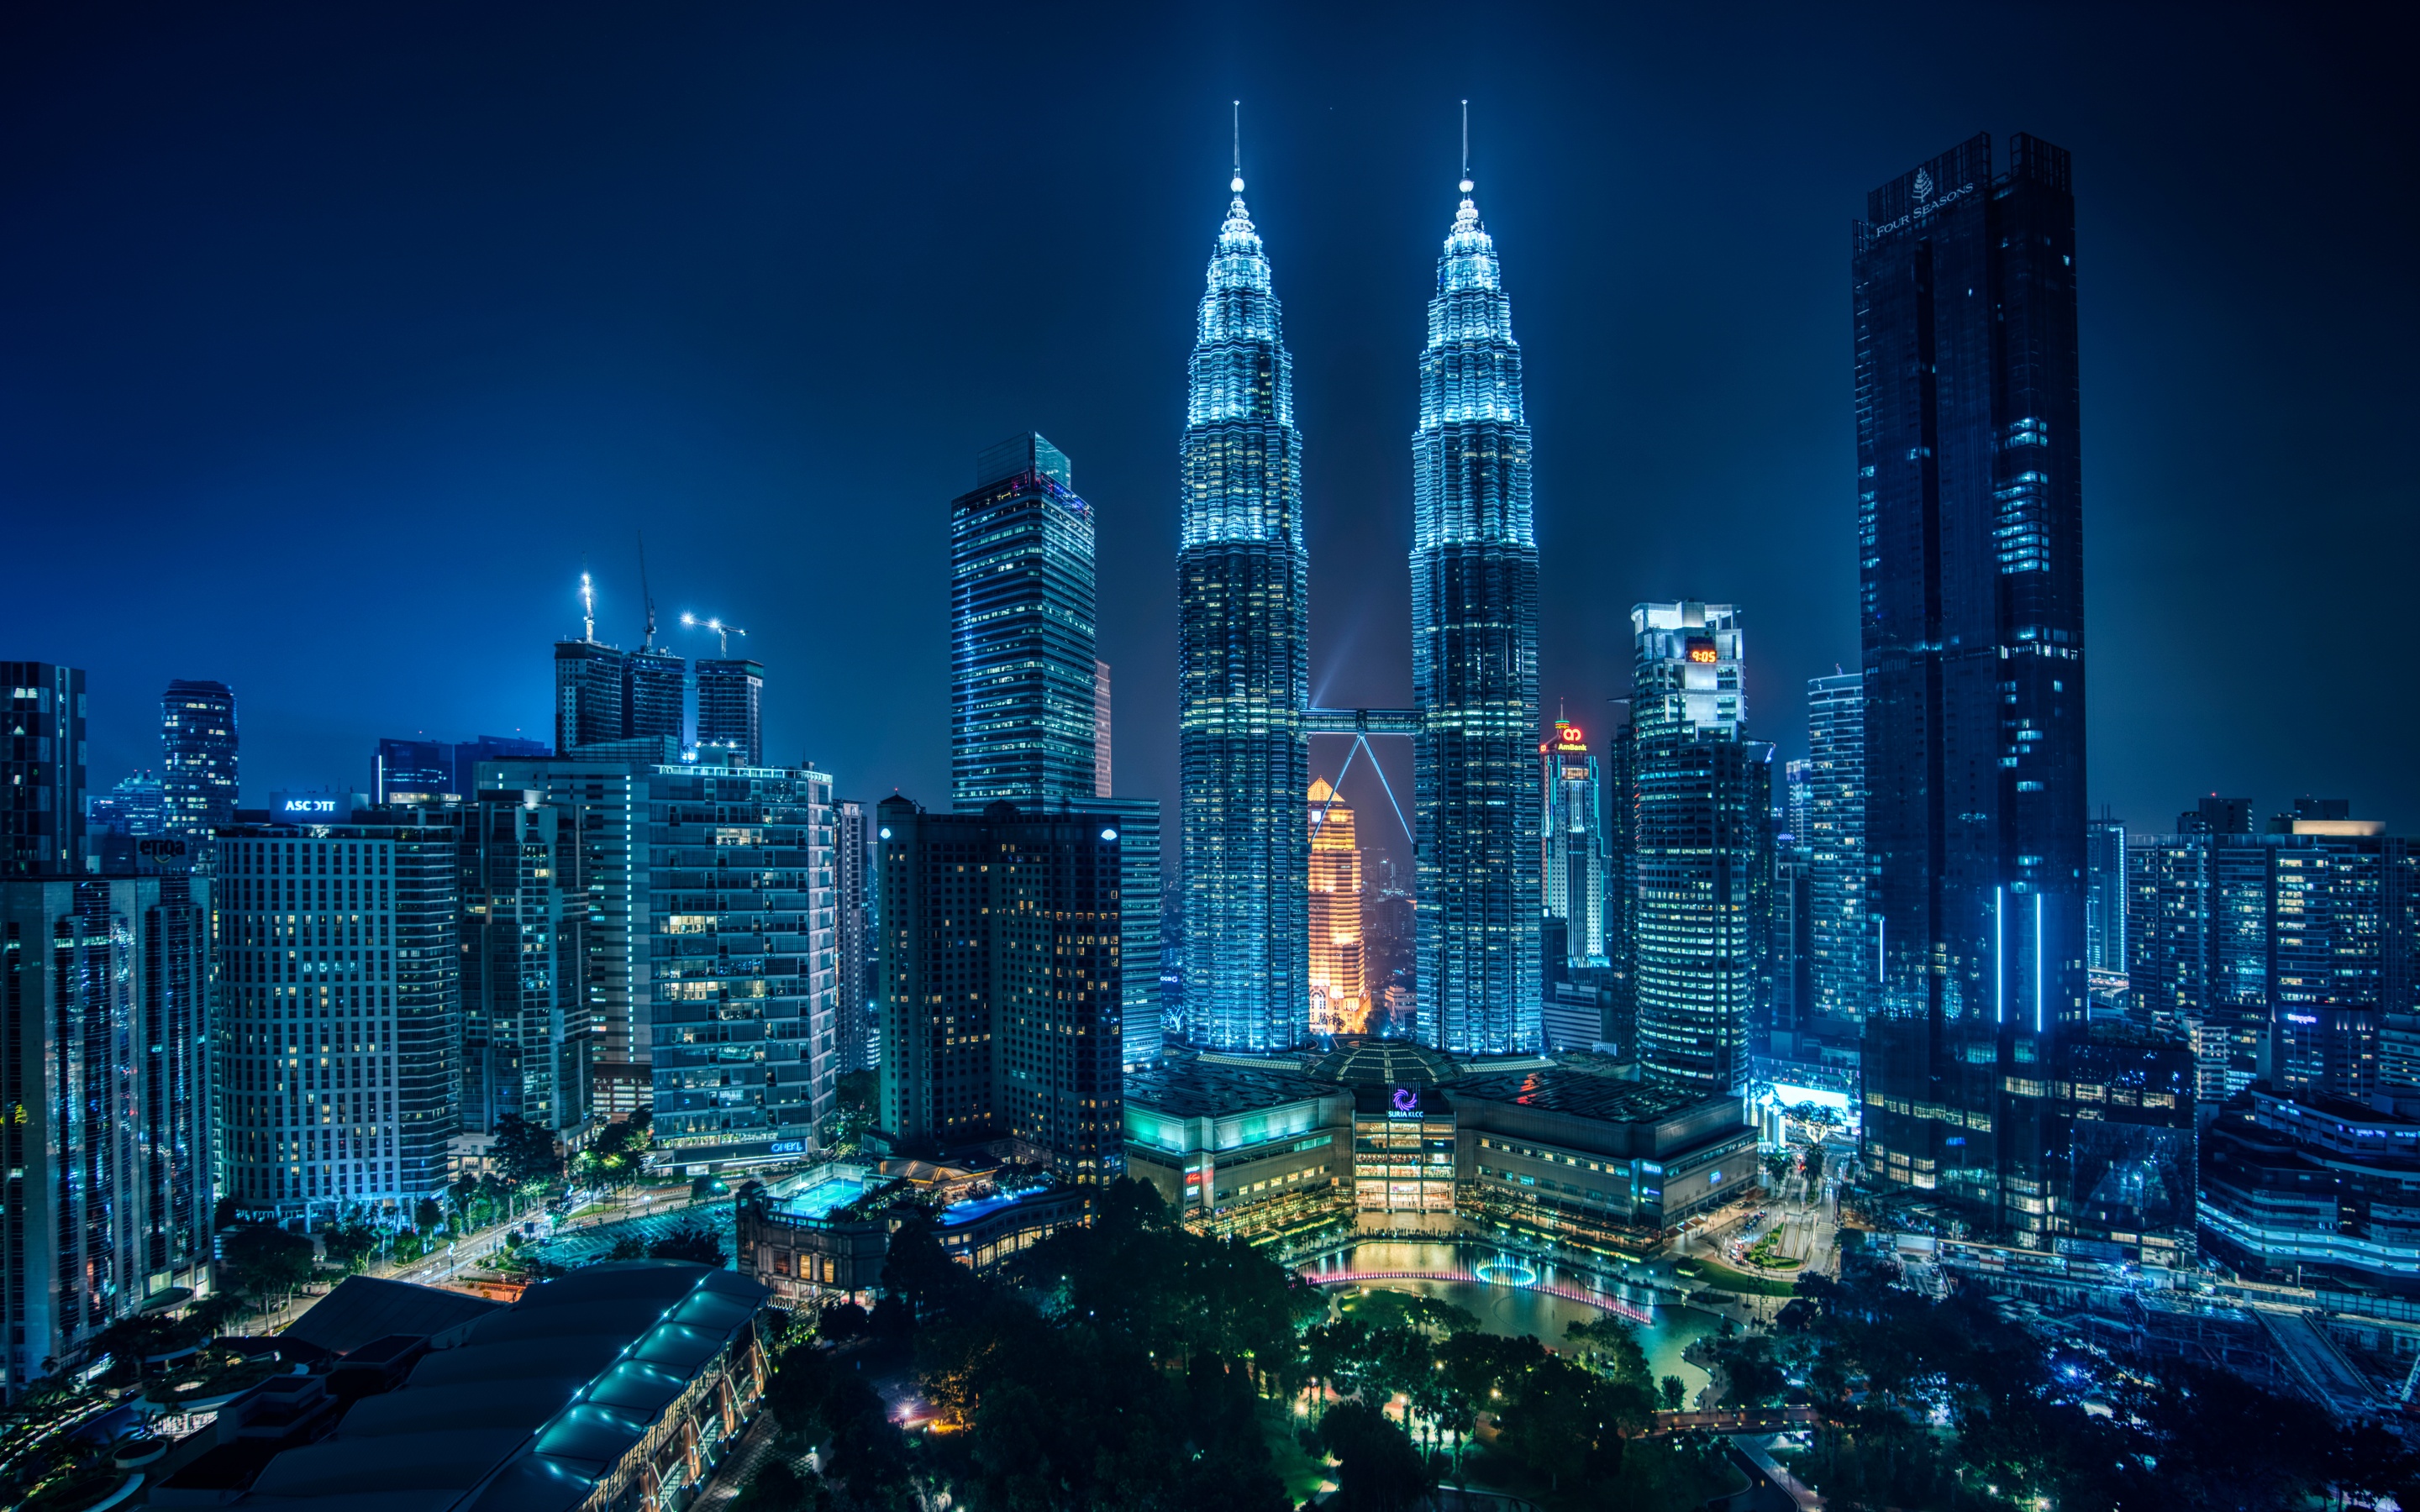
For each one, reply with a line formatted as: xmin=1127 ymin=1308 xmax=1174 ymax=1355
xmin=1307 ymin=1037 xmax=1461 ymax=1087
xmin=236 ymin=1262 xmax=770 ymax=1512
xmin=1125 ymin=1060 xmax=1342 ymax=1120
xmin=281 ymin=1276 xmax=504 ymax=1357
xmin=1448 ymin=1065 xmax=1718 ymax=1124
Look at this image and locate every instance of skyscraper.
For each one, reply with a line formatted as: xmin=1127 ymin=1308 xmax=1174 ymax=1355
xmin=2085 ymin=809 xmax=2128 ymax=979
xmin=1540 ymin=720 xmax=1608 ymax=968
xmin=952 ymin=433 xmax=1097 ymax=810
xmin=1178 ymin=167 xmax=1310 ymax=1055
xmin=1856 ymin=134 xmax=2087 ymax=1242
xmin=1782 ymin=759 xmax=1813 ymax=849
xmin=2 ymin=872 xmax=213 ymax=1398
xmin=1412 ymin=170 xmax=1541 ymax=1057
xmin=3 ymin=663 xmax=86 ymax=879
xmin=834 ymin=797 xmax=874 ymax=1074
xmin=623 ymin=648 xmax=688 ymax=744
xmin=1629 ymin=603 xmax=1772 ymax=1094
xmin=1805 ymin=672 xmax=1868 ymax=1022
xmin=696 ymin=659 xmax=765 ymax=767
xmin=1093 ymin=659 xmax=1113 ymax=798
xmin=553 ymin=641 xmax=624 ymax=755
xmin=87 ymin=774 xmax=166 ymax=838
xmin=162 ymin=678 xmax=238 ymax=843
xmin=874 ymin=796 xmax=1125 ymax=1184
xmin=458 ymin=789 xmax=591 ymax=1138
xmin=1307 ymin=777 xmax=1366 ymax=1036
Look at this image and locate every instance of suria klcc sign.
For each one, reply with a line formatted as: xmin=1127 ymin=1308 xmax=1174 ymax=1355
xmin=1386 ymin=1085 xmax=1423 ymax=1121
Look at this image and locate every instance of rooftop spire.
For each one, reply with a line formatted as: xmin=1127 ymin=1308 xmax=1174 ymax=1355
xmin=1461 ymin=98 xmax=1470 ymax=185
xmin=1231 ymin=99 xmax=1244 ymax=194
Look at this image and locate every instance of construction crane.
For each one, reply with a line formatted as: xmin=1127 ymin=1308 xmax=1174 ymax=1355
xmin=680 ymin=612 xmax=748 ymax=657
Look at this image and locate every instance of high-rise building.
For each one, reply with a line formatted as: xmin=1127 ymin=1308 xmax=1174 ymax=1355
xmin=553 ymin=641 xmax=625 ymax=756
xmin=1805 ymin=672 xmax=1867 ymax=1023
xmin=161 ymin=679 xmax=238 ymax=850
xmin=951 ymin=433 xmax=1097 ymax=810
xmin=216 ymin=820 xmax=460 ymax=1214
xmin=2181 ymin=795 xmax=2254 ymax=837
xmin=1540 ymin=720 xmax=1609 ymax=968
xmin=623 ymin=648 xmax=687 ymax=745
xmin=1307 ymin=778 xmax=1366 ymax=1036
xmin=696 ymin=659 xmax=765 ymax=768
xmin=648 ymin=754 xmax=838 ymax=1168
xmin=1782 ymin=759 xmax=1813 ymax=849
xmin=1629 ymin=603 xmax=1772 ymax=1095
xmin=1 ymin=872 xmax=213 ymax=1399
xmin=1856 ymin=134 xmax=2087 ymax=1241
xmin=1770 ymin=847 xmax=1816 ymax=1054
xmin=2086 ymin=809 xmax=2128 ymax=995
xmin=874 ymin=795 xmax=1125 ymax=1184
xmin=1601 ymin=701 xmax=1637 ymax=1043
xmin=3 ymin=664 xmax=87 ymax=879
xmin=373 ymin=734 xmax=551 ymax=806
xmin=1178 ymin=170 xmax=1310 ymax=1055
xmin=87 ymin=774 xmax=167 ymax=837
xmin=1413 ymin=172 xmax=1542 ymax=1058
xmin=458 ymin=790 xmax=590 ymax=1138
xmin=835 ymin=798 xmax=874 ymax=1075
xmin=1093 ymin=659 xmax=1113 ymax=798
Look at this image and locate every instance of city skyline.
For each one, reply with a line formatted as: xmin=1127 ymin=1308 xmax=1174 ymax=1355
xmin=5 ymin=8 xmax=2408 ymax=852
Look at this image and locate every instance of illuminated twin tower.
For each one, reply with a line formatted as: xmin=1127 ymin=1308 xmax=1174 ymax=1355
xmin=1179 ymin=142 xmax=1540 ymax=1058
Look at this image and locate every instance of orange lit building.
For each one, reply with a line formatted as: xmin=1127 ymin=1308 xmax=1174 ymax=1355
xmin=1308 ymin=778 xmax=1367 ymax=1034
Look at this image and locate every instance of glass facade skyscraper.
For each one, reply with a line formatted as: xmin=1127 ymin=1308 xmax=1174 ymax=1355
xmin=950 ymin=433 xmax=1096 ymax=810
xmin=1178 ymin=173 xmax=1309 ymax=1053
xmin=1540 ymin=721 xmax=1608 ymax=968
xmin=1628 ymin=603 xmax=1771 ymax=1094
xmin=1805 ymin=672 xmax=1868 ymax=1022
xmin=553 ymin=640 xmax=625 ymax=755
xmin=1855 ymin=134 xmax=2087 ymax=1242
xmin=162 ymin=678 xmax=238 ymax=844
xmin=3 ymin=664 xmax=86 ymax=879
xmin=1413 ymin=175 xmax=1541 ymax=1057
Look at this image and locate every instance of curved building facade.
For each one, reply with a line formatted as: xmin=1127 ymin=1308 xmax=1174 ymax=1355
xmin=1177 ymin=175 xmax=1310 ymax=1053
xmin=1411 ymin=178 xmax=1542 ymax=1055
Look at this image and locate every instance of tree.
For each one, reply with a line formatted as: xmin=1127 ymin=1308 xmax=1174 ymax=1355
xmin=1659 ymin=1374 xmax=1687 ymax=1413
xmin=321 ymin=1221 xmax=379 ymax=1273
xmin=221 ymin=1225 xmax=315 ymax=1312
xmin=647 ymin=1219 xmax=726 ymax=1266
xmin=490 ymin=1115 xmax=560 ymax=1185
xmin=1314 ymin=1399 xmax=1431 ymax=1512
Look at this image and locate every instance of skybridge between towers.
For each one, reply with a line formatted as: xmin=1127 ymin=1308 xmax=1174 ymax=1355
xmin=1306 ymin=706 xmax=1421 ymax=848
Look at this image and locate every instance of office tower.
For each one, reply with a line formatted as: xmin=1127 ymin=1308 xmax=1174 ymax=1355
xmin=1088 ymin=795 xmax=1165 ymax=1070
xmin=1093 ymin=659 xmax=1113 ymax=797
xmin=1782 ymin=759 xmax=1813 ymax=848
xmin=2 ymin=664 xmax=86 ymax=879
xmin=1805 ymin=673 xmax=1867 ymax=1022
xmin=216 ymin=821 xmax=460 ymax=1212
xmin=952 ymin=434 xmax=1097 ymax=810
xmin=1178 ymin=170 xmax=1310 ymax=1054
xmin=835 ymin=798 xmax=873 ymax=1074
xmin=1307 ymin=778 xmax=1366 ymax=1036
xmin=649 ymin=754 xmax=838 ymax=1166
xmin=482 ymin=743 xmax=669 ymax=1118
xmin=1 ymin=872 xmax=213 ymax=1398
xmin=161 ymin=680 xmax=239 ymax=848
xmin=1539 ymin=720 xmax=1609 ymax=967
xmin=554 ymin=641 xmax=625 ymax=755
xmin=458 ymin=790 xmax=590 ymax=1137
xmin=87 ymin=774 xmax=166 ymax=837
xmin=1412 ymin=171 xmax=1542 ymax=1058
xmin=1630 ymin=603 xmax=1772 ymax=1094
xmin=374 ymin=734 xmax=552 ymax=806
xmin=375 ymin=738 xmax=457 ymax=804
xmin=1856 ymin=134 xmax=2086 ymax=1241
xmin=1602 ymin=701 xmax=1637 ymax=1042
xmin=1769 ymin=847 xmax=1817 ymax=1054
xmin=696 ymin=659 xmax=765 ymax=768
xmin=2181 ymin=795 xmax=2254 ymax=836
xmin=874 ymin=795 xmax=1124 ymax=1184
xmin=622 ymin=648 xmax=687 ymax=744
xmin=2085 ymin=809 xmax=2127 ymax=981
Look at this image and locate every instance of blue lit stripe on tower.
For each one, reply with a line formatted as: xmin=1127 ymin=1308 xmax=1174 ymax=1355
xmin=1177 ymin=178 xmax=1309 ymax=1053
xmin=1412 ymin=180 xmax=1541 ymax=1055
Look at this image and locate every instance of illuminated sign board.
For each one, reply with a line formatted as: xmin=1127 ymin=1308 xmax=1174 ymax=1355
xmin=271 ymin=791 xmax=345 ymax=819
xmin=1386 ymin=1085 xmax=1422 ymax=1121
xmin=1685 ymin=638 xmax=1718 ymax=664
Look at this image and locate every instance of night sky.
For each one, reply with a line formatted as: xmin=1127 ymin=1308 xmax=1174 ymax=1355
xmin=4 ymin=5 xmax=2412 ymax=869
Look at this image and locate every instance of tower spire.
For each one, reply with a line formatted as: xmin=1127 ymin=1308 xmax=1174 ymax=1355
xmin=1461 ymin=98 xmax=1469 ymax=182
xmin=1231 ymin=100 xmax=1243 ymax=193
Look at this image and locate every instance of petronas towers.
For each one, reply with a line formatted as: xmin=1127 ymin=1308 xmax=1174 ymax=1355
xmin=1179 ymin=150 xmax=1542 ymax=1057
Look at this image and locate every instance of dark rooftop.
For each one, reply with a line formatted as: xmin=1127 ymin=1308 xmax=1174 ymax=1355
xmin=280 ymin=1275 xmax=505 ymax=1357
xmin=1449 ymin=1065 xmax=1723 ymax=1124
xmin=1125 ymin=1060 xmax=1341 ymax=1120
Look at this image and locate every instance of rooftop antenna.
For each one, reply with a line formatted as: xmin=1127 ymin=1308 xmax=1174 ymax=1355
xmin=579 ymin=569 xmax=596 ymax=643
xmin=1231 ymin=101 xmax=1243 ymax=193
xmin=1460 ymin=99 xmax=1472 ymax=193
xmin=637 ymin=532 xmax=660 ymax=651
